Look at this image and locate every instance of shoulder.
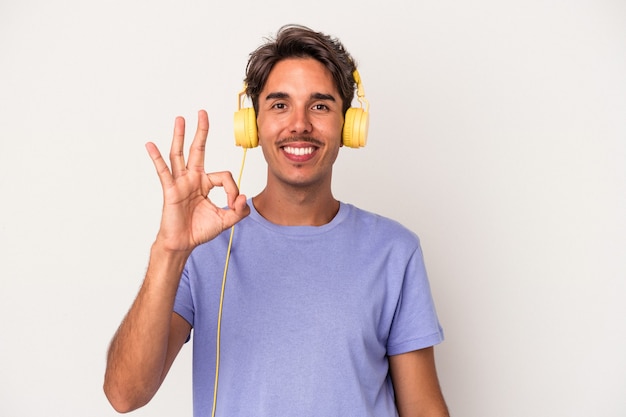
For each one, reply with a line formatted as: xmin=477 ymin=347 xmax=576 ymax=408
xmin=341 ymin=203 xmax=421 ymax=249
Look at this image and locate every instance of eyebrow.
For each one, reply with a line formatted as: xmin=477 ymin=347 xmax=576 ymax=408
xmin=311 ymin=92 xmax=336 ymax=102
xmin=264 ymin=92 xmax=337 ymax=102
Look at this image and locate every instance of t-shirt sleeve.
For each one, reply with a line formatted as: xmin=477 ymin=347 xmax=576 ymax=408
xmin=173 ymin=265 xmax=195 ymax=329
xmin=386 ymin=243 xmax=444 ymax=356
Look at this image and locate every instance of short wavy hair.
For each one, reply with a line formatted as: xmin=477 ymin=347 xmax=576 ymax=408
xmin=245 ymin=25 xmax=357 ymax=115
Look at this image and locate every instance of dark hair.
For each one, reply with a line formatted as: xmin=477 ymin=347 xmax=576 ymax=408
xmin=245 ymin=24 xmax=357 ymax=115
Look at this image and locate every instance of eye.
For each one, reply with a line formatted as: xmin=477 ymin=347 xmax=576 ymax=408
xmin=312 ymin=103 xmax=329 ymax=111
xmin=272 ymin=102 xmax=287 ymax=110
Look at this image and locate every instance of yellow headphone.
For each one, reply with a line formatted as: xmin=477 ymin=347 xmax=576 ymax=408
xmin=234 ymin=69 xmax=369 ymax=149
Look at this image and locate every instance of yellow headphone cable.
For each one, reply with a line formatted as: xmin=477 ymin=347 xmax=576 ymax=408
xmin=211 ymin=147 xmax=248 ymax=417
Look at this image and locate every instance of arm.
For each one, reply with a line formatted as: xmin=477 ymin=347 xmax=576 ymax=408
xmin=389 ymin=347 xmax=450 ymax=417
xmin=103 ymin=247 xmax=191 ymax=413
xmin=103 ymin=110 xmax=249 ymax=412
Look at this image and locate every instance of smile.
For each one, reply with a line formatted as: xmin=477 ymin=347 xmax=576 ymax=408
xmin=283 ymin=146 xmax=316 ymax=156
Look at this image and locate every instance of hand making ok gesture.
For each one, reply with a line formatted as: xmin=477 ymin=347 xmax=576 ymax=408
xmin=145 ymin=110 xmax=250 ymax=254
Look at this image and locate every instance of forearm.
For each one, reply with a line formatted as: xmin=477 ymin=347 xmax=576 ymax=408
xmin=396 ymin=401 xmax=450 ymax=417
xmin=390 ymin=348 xmax=450 ymax=417
xmin=103 ymin=242 xmax=190 ymax=412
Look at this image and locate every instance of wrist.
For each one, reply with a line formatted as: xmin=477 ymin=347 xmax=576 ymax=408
xmin=149 ymin=241 xmax=192 ymax=273
xmin=152 ymin=230 xmax=195 ymax=255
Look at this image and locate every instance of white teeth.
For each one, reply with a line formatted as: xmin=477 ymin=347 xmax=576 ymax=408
xmin=283 ymin=146 xmax=314 ymax=156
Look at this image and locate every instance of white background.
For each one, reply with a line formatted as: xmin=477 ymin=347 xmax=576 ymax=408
xmin=1 ymin=0 xmax=624 ymax=416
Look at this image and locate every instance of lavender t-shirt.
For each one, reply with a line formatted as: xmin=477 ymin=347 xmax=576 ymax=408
xmin=174 ymin=200 xmax=444 ymax=417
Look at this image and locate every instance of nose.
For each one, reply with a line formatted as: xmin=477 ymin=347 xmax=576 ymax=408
xmin=289 ymin=107 xmax=312 ymax=134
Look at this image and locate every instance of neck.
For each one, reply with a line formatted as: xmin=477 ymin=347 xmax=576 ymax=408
xmin=252 ymin=186 xmax=339 ymax=226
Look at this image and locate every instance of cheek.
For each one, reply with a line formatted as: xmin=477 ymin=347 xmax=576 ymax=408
xmin=256 ymin=116 xmax=278 ymax=145
xmin=320 ymin=122 xmax=345 ymax=147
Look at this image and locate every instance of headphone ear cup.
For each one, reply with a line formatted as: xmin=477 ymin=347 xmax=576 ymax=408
xmin=234 ymin=108 xmax=258 ymax=148
xmin=342 ymin=107 xmax=369 ymax=148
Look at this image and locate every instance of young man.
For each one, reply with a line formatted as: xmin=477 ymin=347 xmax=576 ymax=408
xmin=104 ymin=25 xmax=449 ymax=416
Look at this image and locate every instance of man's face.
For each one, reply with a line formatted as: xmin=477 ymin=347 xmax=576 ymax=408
xmin=256 ymin=57 xmax=344 ymax=190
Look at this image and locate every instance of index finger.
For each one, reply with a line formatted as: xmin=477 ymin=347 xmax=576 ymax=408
xmin=206 ymin=171 xmax=241 ymax=208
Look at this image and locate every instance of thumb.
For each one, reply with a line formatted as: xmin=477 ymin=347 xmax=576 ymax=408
xmin=221 ymin=195 xmax=250 ymax=229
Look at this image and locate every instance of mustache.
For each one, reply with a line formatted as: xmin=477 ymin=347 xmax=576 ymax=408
xmin=276 ymin=136 xmax=323 ymax=147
